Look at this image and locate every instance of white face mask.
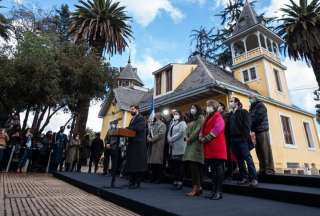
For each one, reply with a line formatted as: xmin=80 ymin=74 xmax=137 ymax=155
xmin=173 ymin=115 xmax=180 ymax=120
xmin=206 ymin=106 xmax=214 ymax=114
xmin=190 ymin=108 xmax=197 ymax=115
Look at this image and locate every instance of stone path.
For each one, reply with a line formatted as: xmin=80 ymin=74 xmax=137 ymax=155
xmin=0 ymin=173 xmax=139 ymax=216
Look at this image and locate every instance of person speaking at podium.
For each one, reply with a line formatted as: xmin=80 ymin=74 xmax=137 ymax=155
xmin=126 ymin=105 xmax=148 ymax=189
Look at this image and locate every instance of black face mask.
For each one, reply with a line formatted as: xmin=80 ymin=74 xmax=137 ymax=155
xmin=130 ymin=111 xmax=136 ymax=116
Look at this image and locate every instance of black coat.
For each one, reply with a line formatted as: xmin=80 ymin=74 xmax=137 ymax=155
xmin=90 ymin=137 xmax=104 ymax=158
xmin=249 ymin=100 xmax=269 ymax=133
xmin=126 ymin=114 xmax=147 ymax=173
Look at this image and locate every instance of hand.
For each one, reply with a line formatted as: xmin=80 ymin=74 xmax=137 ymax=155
xmin=106 ymin=144 xmax=111 ymax=149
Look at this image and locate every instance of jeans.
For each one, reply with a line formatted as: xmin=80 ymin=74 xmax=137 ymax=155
xmin=231 ymin=138 xmax=257 ymax=180
xmin=18 ymin=148 xmax=32 ymax=170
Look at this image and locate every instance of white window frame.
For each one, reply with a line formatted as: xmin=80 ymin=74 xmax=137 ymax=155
xmin=241 ymin=65 xmax=258 ymax=83
xmin=302 ymin=120 xmax=316 ymax=151
xmin=279 ymin=113 xmax=296 ymax=148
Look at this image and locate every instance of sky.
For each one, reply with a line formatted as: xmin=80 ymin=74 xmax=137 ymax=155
xmin=1 ymin=0 xmax=318 ymax=132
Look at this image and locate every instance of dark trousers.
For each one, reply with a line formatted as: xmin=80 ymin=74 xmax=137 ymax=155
xmin=0 ymin=149 xmax=4 ymax=170
xmin=186 ymin=161 xmax=203 ymax=187
xmin=129 ymin=172 xmax=143 ymax=186
xmin=171 ymin=158 xmax=184 ymax=182
xmin=150 ymin=164 xmax=162 ymax=182
xmin=206 ymin=159 xmax=225 ymax=193
xmin=103 ymin=149 xmax=112 ymax=174
xmin=232 ymin=138 xmax=257 ymax=180
xmin=65 ymin=161 xmax=77 ymax=172
xmin=88 ymin=156 xmax=100 ymax=173
xmin=255 ymin=131 xmax=274 ymax=174
xmin=110 ymin=148 xmax=121 ymax=184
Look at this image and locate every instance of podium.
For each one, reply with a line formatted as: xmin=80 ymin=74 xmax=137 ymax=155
xmin=109 ymin=128 xmax=136 ymax=138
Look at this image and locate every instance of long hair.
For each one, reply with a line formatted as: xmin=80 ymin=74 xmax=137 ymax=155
xmin=189 ymin=104 xmax=202 ymax=121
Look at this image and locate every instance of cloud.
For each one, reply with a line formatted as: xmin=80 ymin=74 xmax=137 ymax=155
xmin=13 ymin=0 xmax=24 ymax=4
xmin=264 ymin=0 xmax=299 ymax=17
xmin=119 ymin=0 xmax=184 ymax=26
xmin=185 ymin=0 xmax=206 ymax=6
xmin=285 ymin=57 xmax=318 ymax=113
xmin=134 ymin=55 xmax=162 ymax=88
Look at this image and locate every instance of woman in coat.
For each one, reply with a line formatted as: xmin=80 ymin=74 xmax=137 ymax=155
xmin=183 ymin=104 xmax=204 ymax=196
xmin=167 ymin=110 xmax=187 ymax=190
xmin=147 ymin=113 xmax=167 ymax=183
xmin=200 ymin=100 xmax=227 ymax=200
xmin=65 ymin=133 xmax=81 ymax=172
xmin=77 ymin=134 xmax=90 ymax=172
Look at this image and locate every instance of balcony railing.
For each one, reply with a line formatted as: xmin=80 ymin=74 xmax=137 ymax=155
xmin=233 ymin=47 xmax=280 ymax=65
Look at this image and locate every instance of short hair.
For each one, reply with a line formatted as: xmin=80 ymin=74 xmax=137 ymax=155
xmin=130 ymin=104 xmax=140 ymax=110
xmin=231 ymin=97 xmax=243 ymax=109
xmin=95 ymin=132 xmax=100 ymax=137
xmin=206 ymin=99 xmax=220 ymax=110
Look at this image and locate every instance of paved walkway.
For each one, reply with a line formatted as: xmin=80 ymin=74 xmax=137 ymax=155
xmin=0 ymin=173 xmax=139 ymax=216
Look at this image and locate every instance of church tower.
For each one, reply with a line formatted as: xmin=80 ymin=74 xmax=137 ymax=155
xmin=225 ymin=0 xmax=291 ymax=105
xmin=117 ymin=56 xmax=144 ymax=87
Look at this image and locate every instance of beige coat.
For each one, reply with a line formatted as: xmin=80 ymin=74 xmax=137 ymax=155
xmin=147 ymin=120 xmax=167 ymax=164
xmin=66 ymin=138 xmax=80 ymax=164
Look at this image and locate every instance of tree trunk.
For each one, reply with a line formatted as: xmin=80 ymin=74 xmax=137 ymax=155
xmin=22 ymin=106 xmax=30 ymax=131
xmin=74 ymin=97 xmax=90 ymax=137
xmin=31 ymin=107 xmax=40 ymax=133
xmin=35 ymin=106 xmax=48 ymax=133
xmin=39 ymin=105 xmax=65 ymax=134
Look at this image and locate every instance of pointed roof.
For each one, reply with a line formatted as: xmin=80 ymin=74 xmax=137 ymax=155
xmin=232 ymin=0 xmax=259 ymax=36
xmin=118 ymin=58 xmax=144 ymax=87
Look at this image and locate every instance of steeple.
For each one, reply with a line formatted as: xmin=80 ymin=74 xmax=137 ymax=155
xmin=117 ymin=56 xmax=144 ymax=87
xmin=232 ymin=0 xmax=259 ymax=36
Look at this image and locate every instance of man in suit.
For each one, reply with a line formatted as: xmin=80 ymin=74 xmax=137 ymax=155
xmin=126 ymin=105 xmax=147 ymax=189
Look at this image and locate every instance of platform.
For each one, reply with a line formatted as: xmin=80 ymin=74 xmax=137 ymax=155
xmin=54 ymin=172 xmax=320 ymax=216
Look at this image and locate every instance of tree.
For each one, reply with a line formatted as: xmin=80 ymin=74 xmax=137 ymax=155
xmin=189 ymin=0 xmax=276 ymax=68
xmin=69 ymin=0 xmax=133 ymax=136
xmin=277 ymin=0 xmax=320 ymax=89
xmin=0 ymin=0 xmax=10 ymax=41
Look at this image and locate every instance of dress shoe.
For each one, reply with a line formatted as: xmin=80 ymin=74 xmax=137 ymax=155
xmin=205 ymin=192 xmax=223 ymax=200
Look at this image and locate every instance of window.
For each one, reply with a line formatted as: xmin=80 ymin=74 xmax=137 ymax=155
xmin=165 ymin=70 xmax=172 ymax=92
xmin=242 ymin=67 xmax=257 ymax=82
xmin=274 ymin=69 xmax=282 ymax=92
xmin=155 ymin=73 xmax=162 ymax=95
xmin=280 ymin=115 xmax=295 ymax=145
xmin=303 ymin=122 xmax=315 ymax=149
xmin=287 ymin=162 xmax=300 ymax=169
xmin=250 ymin=67 xmax=257 ymax=80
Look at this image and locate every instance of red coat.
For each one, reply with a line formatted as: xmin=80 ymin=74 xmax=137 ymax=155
xmin=201 ymin=112 xmax=227 ymax=160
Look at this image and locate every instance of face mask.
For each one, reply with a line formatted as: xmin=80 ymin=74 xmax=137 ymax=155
xmin=249 ymin=98 xmax=255 ymax=104
xmin=206 ymin=106 xmax=214 ymax=114
xmin=190 ymin=108 xmax=197 ymax=115
xmin=130 ymin=111 xmax=136 ymax=116
xmin=173 ymin=115 xmax=180 ymax=120
xmin=111 ymin=124 xmax=116 ymax=129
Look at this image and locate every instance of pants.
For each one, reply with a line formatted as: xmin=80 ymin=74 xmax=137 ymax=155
xmin=232 ymin=138 xmax=257 ymax=180
xmin=206 ymin=159 xmax=225 ymax=193
xmin=0 ymin=149 xmax=4 ymax=170
xmin=150 ymin=164 xmax=162 ymax=182
xmin=186 ymin=161 xmax=203 ymax=187
xmin=255 ymin=131 xmax=275 ymax=174
xmin=65 ymin=161 xmax=77 ymax=172
xmin=18 ymin=149 xmax=32 ymax=170
xmin=171 ymin=157 xmax=184 ymax=182
xmin=129 ymin=172 xmax=143 ymax=186
xmin=103 ymin=149 xmax=112 ymax=174
xmin=88 ymin=156 xmax=100 ymax=173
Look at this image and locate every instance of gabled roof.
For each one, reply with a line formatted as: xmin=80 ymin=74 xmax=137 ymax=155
xmin=98 ymin=86 xmax=152 ymax=117
xmin=232 ymin=0 xmax=259 ymax=36
xmin=118 ymin=60 xmax=144 ymax=86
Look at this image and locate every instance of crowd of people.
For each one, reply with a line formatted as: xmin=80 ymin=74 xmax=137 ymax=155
xmin=0 ymin=94 xmax=275 ymax=201
xmin=102 ymin=94 xmax=275 ymax=200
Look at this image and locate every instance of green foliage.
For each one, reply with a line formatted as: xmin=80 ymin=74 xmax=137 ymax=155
xmin=0 ymin=0 xmax=10 ymax=41
xmin=70 ymin=0 xmax=133 ymax=57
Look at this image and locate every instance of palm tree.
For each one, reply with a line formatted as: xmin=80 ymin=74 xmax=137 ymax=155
xmin=69 ymin=0 xmax=133 ymax=136
xmin=70 ymin=0 xmax=133 ymax=57
xmin=277 ymin=0 xmax=320 ymax=88
xmin=0 ymin=0 xmax=10 ymax=41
